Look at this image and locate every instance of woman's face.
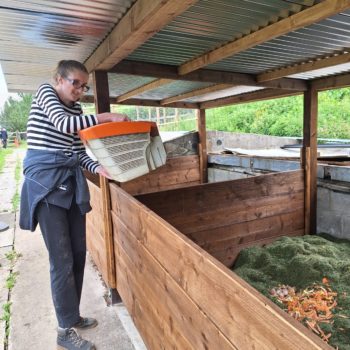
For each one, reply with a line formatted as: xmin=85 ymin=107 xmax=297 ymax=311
xmin=56 ymin=69 xmax=89 ymax=105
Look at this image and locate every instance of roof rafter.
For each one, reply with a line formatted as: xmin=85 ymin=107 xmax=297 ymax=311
xmin=311 ymin=72 xmax=350 ymax=91
xmin=84 ymin=0 xmax=199 ymax=72
xmin=81 ymin=95 xmax=198 ymax=109
xmin=111 ymin=60 xmax=307 ymax=91
xmin=116 ymin=78 xmax=173 ymax=102
xmin=257 ymin=51 xmax=350 ymax=82
xmin=178 ymin=0 xmax=350 ymax=75
xmin=161 ymin=84 xmax=234 ymax=105
xmin=199 ymin=89 xmax=300 ymax=109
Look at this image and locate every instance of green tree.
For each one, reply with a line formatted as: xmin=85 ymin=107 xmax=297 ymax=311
xmin=0 ymin=93 xmax=33 ymax=132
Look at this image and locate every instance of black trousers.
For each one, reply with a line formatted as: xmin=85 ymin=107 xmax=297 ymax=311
xmin=35 ymin=200 xmax=86 ymax=328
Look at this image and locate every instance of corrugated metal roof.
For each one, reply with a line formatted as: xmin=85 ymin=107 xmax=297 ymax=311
xmin=0 ymin=0 xmax=136 ymax=92
xmin=182 ymin=86 xmax=265 ymax=103
xmin=107 ymin=73 xmax=156 ymax=96
xmin=127 ymin=0 xmax=311 ymax=66
xmin=288 ymin=63 xmax=350 ymax=80
xmin=134 ymin=81 xmax=213 ymax=100
xmin=207 ymin=11 xmax=350 ymax=76
xmin=127 ymin=1 xmax=350 ymax=82
xmin=2 ymin=0 xmax=350 ymax=106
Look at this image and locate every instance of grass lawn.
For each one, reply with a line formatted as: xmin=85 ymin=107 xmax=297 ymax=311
xmin=0 ymin=148 xmax=13 ymax=173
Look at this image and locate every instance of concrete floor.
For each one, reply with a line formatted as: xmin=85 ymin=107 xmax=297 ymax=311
xmin=0 ymin=148 xmax=146 ymax=350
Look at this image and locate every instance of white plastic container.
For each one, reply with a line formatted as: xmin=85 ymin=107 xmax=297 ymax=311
xmin=79 ymin=121 xmax=167 ymax=182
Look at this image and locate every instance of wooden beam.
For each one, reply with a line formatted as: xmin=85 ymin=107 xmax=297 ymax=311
xmin=303 ymin=88 xmax=318 ymax=235
xmin=196 ymin=109 xmax=207 ymax=183
xmin=161 ymin=84 xmax=233 ymax=105
xmin=110 ymin=60 xmax=307 ymax=90
xmin=178 ymin=0 xmax=350 ymax=75
xmin=258 ymin=52 xmax=350 ymax=83
xmin=92 ymin=71 xmax=116 ymax=289
xmin=200 ymin=88 xmax=300 ymax=109
xmin=311 ymin=72 xmax=350 ymax=91
xmin=81 ymin=95 xmax=199 ymax=109
xmin=85 ymin=0 xmax=199 ymax=72
xmin=116 ymin=78 xmax=173 ymax=102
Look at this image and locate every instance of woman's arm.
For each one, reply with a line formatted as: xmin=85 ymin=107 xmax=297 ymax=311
xmin=36 ymin=84 xmax=130 ymax=134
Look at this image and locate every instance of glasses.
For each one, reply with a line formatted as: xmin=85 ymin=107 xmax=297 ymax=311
xmin=65 ymin=78 xmax=90 ymax=92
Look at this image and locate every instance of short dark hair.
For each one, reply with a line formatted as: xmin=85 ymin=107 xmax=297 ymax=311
xmin=54 ymin=60 xmax=88 ymax=82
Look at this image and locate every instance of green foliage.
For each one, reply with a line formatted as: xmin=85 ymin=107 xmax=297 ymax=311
xmin=0 ymin=302 xmax=11 ymax=323
xmin=159 ymin=118 xmax=197 ymax=132
xmin=206 ymin=87 xmax=350 ymax=139
xmin=207 ymin=95 xmax=304 ymax=136
xmin=3 ymin=87 xmax=349 ymax=138
xmin=0 ymin=148 xmax=13 ymax=173
xmin=11 ymin=156 xmax=22 ymax=211
xmin=1 ymin=301 xmax=12 ymax=341
xmin=5 ymin=272 xmax=19 ymax=290
xmin=5 ymin=250 xmax=22 ymax=264
xmin=0 ymin=93 xmax=33 ymax=132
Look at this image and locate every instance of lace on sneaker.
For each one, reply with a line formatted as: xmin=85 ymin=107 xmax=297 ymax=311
xmin=67 ymin=328 xmax=85 ymax=347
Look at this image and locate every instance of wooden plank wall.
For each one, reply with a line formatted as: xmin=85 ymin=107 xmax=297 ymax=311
xmin=136 ymin=170 xmax=305 ymax=267
xmin=109 ymin=181 xmax=330 ymax=350
xmin=119 ymin=155 xmax=201 ymax=195
xmin=86 ymin=180 xmax=109 ymax=285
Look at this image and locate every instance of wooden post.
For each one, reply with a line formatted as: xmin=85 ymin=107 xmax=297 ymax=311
xmin=303 ymin=88 xmax=318 ymax=235
xmin=92 ymin=70 xmax=116 ymax=289
xmin=148 ymin=106 xmax=152 ymax=120
xmin=196 ymin=109 xmax=208 ymax=183
xmin=175 ymin=108 xmax=179 ymax=128
xmin=136 ymin=106 xmax=140 ymax=120
xmin=156 ymin=107 xmax=160 ymax=125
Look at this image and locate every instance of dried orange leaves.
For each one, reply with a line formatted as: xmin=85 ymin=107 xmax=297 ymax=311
xmin=269 ymin=282 xmax=342 ymax=343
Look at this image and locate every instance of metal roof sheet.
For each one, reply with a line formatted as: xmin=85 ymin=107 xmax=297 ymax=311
xmin=134 ymin=81 xmax=213 ymax=100
xmin=206 ymin=11 xmax=350 ymax=76
xmin=288 ymin=63 xmax=350 ymax=80
xmin=182 ymin=86 xmax=265 ymax=103
xmin=0 ymin=0 xmax=136 ymax=92
xmin=107 ymin=74 xmax=156 ymax=97
xmin=1 ymin=0 xmax=350 ymax=107
xmin=127 ymin=0 xmax=309 ymax=66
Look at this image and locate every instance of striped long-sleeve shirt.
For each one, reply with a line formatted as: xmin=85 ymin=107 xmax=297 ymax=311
xmin=27 ymin=83 xmax=99 ymax=173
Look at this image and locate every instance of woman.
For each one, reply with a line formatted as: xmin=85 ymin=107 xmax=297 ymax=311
xmin=20 ymin=60 xmax=128 ymax=350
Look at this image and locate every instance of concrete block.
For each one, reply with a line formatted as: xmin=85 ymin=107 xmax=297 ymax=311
xmin=340 ymin=215 xmax=350 ymax=240
xmin=329 ymin=190 xmax=350 ymax=214
xmin=317 ymin=210 xmax=343 ymax=238
xmin=317 ymin=187 xmax=331 ymax=211
xmin=208 ymin=168 xmax=249 ymax=182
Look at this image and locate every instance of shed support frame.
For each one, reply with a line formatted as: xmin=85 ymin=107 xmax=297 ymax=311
xmin=303 ymin=88 xmax=318 ymax=235
xmin=92 ymin=70 xmax=117 ymax=289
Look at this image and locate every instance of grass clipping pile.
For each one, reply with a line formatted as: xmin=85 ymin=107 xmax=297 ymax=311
xmin=233 ymin=234 xmax=350 ymax=350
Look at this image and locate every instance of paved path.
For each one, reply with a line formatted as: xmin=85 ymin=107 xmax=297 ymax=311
xmin=0 ymin=148 xmax=146 ymax=350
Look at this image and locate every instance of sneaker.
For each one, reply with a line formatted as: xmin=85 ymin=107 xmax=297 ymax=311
xmin=74 ymin=317 xmax=98 ymax=330
xmin=57 ymin=327 xmax=96 ymax=350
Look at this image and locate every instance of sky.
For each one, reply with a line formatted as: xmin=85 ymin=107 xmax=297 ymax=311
xmin=0 ymin=64 xmax=15 ymax=112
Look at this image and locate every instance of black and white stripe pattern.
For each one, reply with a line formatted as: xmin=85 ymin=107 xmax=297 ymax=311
xmin=27 ymin=84 xmax=99 ymax=173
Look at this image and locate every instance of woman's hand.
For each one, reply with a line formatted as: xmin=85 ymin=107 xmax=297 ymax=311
xmin=96 ymin=112 xmax=130 ymax=124
xmin=96 ymin=165 xmax=113 ymax=179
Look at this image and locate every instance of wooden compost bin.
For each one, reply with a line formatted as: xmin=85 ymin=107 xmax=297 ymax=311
xmin=108 ymin=169 xmax=332 ymax=350
xmin=85 ymin=152 xmax=201 ymax=287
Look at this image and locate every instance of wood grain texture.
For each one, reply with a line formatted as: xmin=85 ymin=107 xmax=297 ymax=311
xmin=86 ymin=181 xmax=109 ymax=284
xmin=111 ymin=184 xmax=330 ymax=350
xmin=303 ymin=89 xmax=318 ymax=234
xmin=118 ymin=155 xmax=201 ymax=196
xmin=113 ymin=212 xmax=237 ymax=350
xmin=132 ymin=170 xmax=304 ymax=266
